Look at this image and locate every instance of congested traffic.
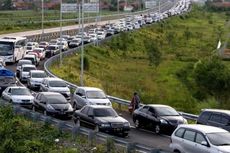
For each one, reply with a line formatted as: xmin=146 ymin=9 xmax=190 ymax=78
xmin=2 ymin=0 xmax=230 ymax=152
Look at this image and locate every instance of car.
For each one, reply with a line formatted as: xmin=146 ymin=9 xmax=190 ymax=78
xmin=57 ymin=41 xmax=68 ymax=51
xmin=49 ymin=39 xmax=59 ymax=45
xmin=38 ymin=41 xmax=49 ymax=49
xmin=69 ymin=38 xmax=82 ymax=48
xmin=26 ymin=42 xmax=39 ymax=47
xmin=45 ymin=45 xmax=60 ymax=57
xmin=88 ymin=34 xmax=97 ymax=42
xmin=32 ymin=48 xmax=46 ymax=60
xmin=19 ymin=64 xmax=37 ymax=82
xmin=27 ymin=52 xmax=40 ymax=65
xmin=33 ymin=92 xmax=73 ymax=117
xmin=73 ymin=105 xmax=130 ymax=137
xmin=25 ymin=45 xmax=35 ymax=54
xmin=27 ymin=70 xmax=47 ymax=90
xmin=106 ymin=28 xmax=115 ymax=36
xmin=72 ymin=87 xmax=112 ymax=110
xmin=146 ymin=17 xmax=153 ymax=24
xmin=66 ymin=36 xmax=75 ymax=46
xmin=40 ymin=77 xmax=71 ymax=101
xmin=23 ymin=54 xmax=39 ymax=66
xmin=2 ymin=86 xmax=34 ymax=108
xmin=83 ymin=35 xmax=92 ymax=44
xmin=196 ymin=109 xmax=230 ymax=132
xmin=132 ymin=104 xmax=187 ymax=134
xmin=16 ymin=59 xmax=32 ymax=77
xmin=97 ymin=31 xmax=106 ymax=40
xmin=170 ymin=124 xmax=230 ymax=153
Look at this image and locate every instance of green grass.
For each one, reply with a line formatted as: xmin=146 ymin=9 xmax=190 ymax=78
xmin=0 ymin=9 xmax=119 ymax=34
xmin=50 ymin=5 xmax=230 ymax=114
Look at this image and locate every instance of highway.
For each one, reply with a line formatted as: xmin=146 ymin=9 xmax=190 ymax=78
xmin=2 ymin=0 xmax=184 ymax=152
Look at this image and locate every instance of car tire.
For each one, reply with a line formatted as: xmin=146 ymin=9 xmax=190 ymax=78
xmin=174 ymin=150 xmax=181 ymax=153
xmin=134 ymin=119 xmax=141 ymax=128
xmin=155 ymin=124 xmax=161 ymax=134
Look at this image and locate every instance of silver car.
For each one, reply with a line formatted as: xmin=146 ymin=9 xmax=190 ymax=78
xmin=20 ymin=64 xmax=37 ymax=82
xmin=72 ymin=87 xmax=112 ymax=110
xmin=27 ymin=70 xmax=47 ymax=90
xmin=170 ymin=124 xmax=230 ymax=153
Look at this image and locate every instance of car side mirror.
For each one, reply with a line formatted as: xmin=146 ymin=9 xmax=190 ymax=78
xmin=201 ymin=141 xmax=208 ymax=147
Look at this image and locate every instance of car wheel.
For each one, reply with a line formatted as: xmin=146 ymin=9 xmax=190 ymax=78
xmin=155 ymin=124 xmax=161 ymax=134
xmin=174 ymin=150 xmax=181 ymax=153
xmin=134 ymin=119 xmax=141 ymax=128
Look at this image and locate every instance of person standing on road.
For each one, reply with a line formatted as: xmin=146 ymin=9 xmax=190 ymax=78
xmin=130 ymin=92 xmax=141 ymax=112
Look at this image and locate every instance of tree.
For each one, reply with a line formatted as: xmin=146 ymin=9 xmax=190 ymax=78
xmin=144 ymin=40 xmax=162 ymax=68
xmin=193 ymin=56 xmax=230 ymax=106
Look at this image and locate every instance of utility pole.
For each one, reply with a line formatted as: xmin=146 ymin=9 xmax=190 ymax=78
xmin=41 ymin=0 xmax=44 ymax=38
xmin=117 ymin=0 xmax=119 ymax=14
xmin=78 ymin=0 xmax=81 ymax=33
xmin=59 ymin=0 xmax=63 ymax=67
xmin=158 ymin=0 xmax=161 ymax=13
xmin=80 ymin=0 xmax=85 ymax=86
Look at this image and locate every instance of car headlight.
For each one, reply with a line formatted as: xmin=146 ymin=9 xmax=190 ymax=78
xmin=68 ymin=104 xmax=73 ymax=111
xmin=183 ymin=118 xmax=188 ymax=124
xmin=160 ymin=119 xmax=168 ymax=124
xmin=100 ymin=123 xmax=110 ymax=127
xmin=46 ymin=104 xmax=55 ymax=110
xmin=124 ymin=122 xmax=130 ymax=127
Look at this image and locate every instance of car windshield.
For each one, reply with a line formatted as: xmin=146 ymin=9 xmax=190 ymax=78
xmin=47 ymin=95 xmax=67 ymax=104
xmin=155 ymin=106 xmax=179 ymax=116
xmin=0 ymin=41 xmax=14 ymax=56
xmin=49 ymin=80 xmax=66 ymax=87
xmin=94 ymin=108 xmax=118 ymax=117
xmin=47 ymin=46 xmax=56 ymax=50
xmin=11 ymin=88 xmax=31 ymax=95
xmin=207 ymin=132 xmax=230 ymax=146
xmin=86 ymin=91 xmax=106 ymax=99
xmin=31 ymin=72 xmax=46 ymax=78
xmin=23 ymin=66 xmax=36 ymax=72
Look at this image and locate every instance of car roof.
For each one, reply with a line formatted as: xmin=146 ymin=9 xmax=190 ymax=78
xmin=30 ymin=70 xmax=45 ymax=73
xmin=147 ymin=104 xmax=173 ymax=108
xmin=24 ymin=54 xmax=36 ymax=58
xmin=77 ymin=87 xmax=103 ymax=91
xmin=85 ymin=105 xmax=112 ymax=109
xmin=18 ymin=59 xmax=32 ymax=63
xmin=39 ymin=92 xmax=63 ymax=96
xmin=177 ymin=124 xmax=228 ymax=134
xmin=201 ymin=109 xmax=230 ymax=115
xmin=22 ymin=64 xmax=36 ymax=67
xmin=43 ymin=77 xmax=63 ymax=81
xmin=8 ymin=86 xmax=27 ymax=89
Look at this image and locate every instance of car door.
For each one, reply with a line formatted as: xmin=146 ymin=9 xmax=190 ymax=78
xmin=2 ymin=87 xmax=11 ymax=101
xmin=136 ymin=106 xmax=149 ymax=126
xmin=34 ymin=93 xmax=41 ymax=109
xmin=75 ymin=89 xmax=87 ymax=108
xmin=40 ymin=79 xmax=48 ymax=91
xmin=79 ymin=106 xmax=90 ymax=128
xmin=193 ymin=132 xmax=210 ymax=153
xmin=37 ymin=94 xmax=47 ymax=111
xmin=84 ymin=107 xmax=96 ymax=129
xmin=146 ymin=107 xmax=159 ymax=128
xmin=181 ymin=129 xmax=196 ymax=153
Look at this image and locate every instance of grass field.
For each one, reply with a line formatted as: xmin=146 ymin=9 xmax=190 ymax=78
xmin=0 ymin=9 xmax=118 ymax=34
xmin=50 ymin=5 xmax=230 ymax=113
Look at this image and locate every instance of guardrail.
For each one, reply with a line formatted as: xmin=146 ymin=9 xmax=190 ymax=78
xmin=0 ymin=100 xmax=171 ymax=153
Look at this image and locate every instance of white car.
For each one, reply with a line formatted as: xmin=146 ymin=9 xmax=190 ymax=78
xmin=20 ymin=64 xmax=37 ymax=82
xmin=49 ymin=39 xmax=59 ymax=45
xmin=33 ymin=48 xmax=46 ymax=60
xmin=89 ymin=33 xmax=98 ymax=42
xmin=25 ymin=45 xmax=35 ymax=54
xmin=72 ymin=87 xmax=112 ymax=110
xmin=26 ymin=42 xmax=39 ymax=47
xmin=69 ymin=38 xmax=82 ymax=48
xmin=97 ymin=31 xmax=106 ymax=40
xmin=2 ymin=86 xmax=34 ymax=108
xmin=170 ymin=124 xmax=230 ymax=153
xmin=16 ymin=59 xmax=32 ymax=77
xmin=40 ymin=77 xmax=71 ymax=101
xmin=27 ymin=70 xmax=47 ymax=90
xmin=23 ymin=54 xmax=39 ymax=66
xmin=57 ymin=41 xmax=68 ymax=51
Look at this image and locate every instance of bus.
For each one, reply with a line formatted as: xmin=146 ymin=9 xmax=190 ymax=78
xmin=0 ymin=36 xmax=27 ymax=64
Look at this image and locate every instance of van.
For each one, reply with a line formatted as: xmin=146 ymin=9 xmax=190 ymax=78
xmin=197 ymin=109 xmax=230 ymax=132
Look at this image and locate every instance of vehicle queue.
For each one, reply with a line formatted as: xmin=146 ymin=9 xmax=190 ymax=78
xmin=2 ymin=0 xmax=230 ymax=152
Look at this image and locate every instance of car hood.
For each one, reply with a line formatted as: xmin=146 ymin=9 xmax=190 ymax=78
xmin=160 ymin=115 xmax=185 ymax=125
xmin=216 ymin=145 xmax=230 ymax=152
xmin=96 ymin=116 xmax=128 ymax=123
xmin=48 ymin=87 xmax=70 ymax=92
xmin=88 ymin=98 xmax=111 ymax=104
xmin=12 ymin=95 xmax=34 ymax=100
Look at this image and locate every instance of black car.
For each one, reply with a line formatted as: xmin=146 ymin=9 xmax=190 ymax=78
xmin=33 ymin=92 xmax=73 ymax=117
xmin=133 ymin=104 xmax=187 ymax=134
xmin=197 ymin=109 xmax=230 ymax=132
xmin=73 ymin=105 xmax=130 ymax=137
